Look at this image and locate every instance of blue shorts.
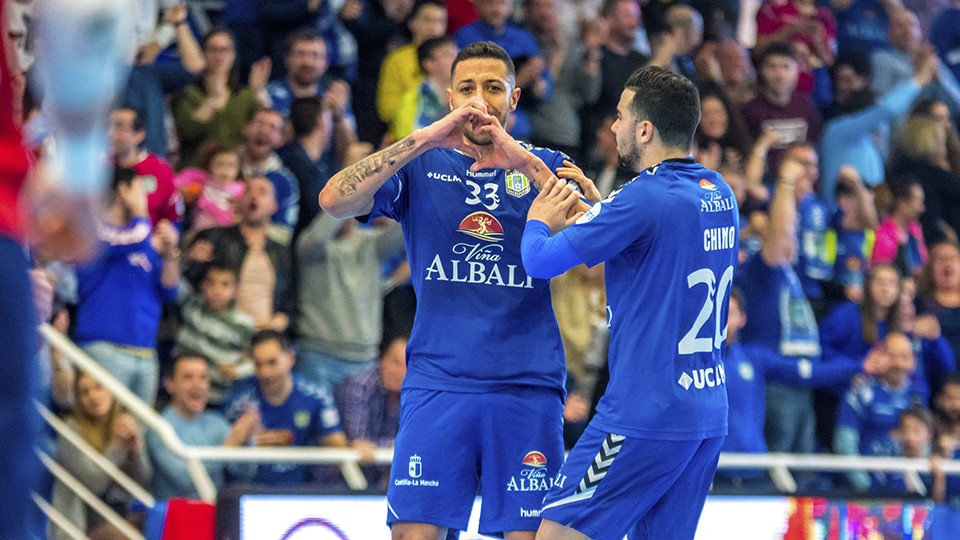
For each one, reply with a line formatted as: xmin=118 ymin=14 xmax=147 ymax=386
xmin=386 ymin=386 xmax=564 ymax=535
xmin=540 ymin=424 xmax=723 ymax=540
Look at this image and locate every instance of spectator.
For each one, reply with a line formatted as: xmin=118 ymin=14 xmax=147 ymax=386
xmin=174 ymin=261 xmax=256 ymax=406
xmin=185 ymin=177 xmax=293 ymax=333
xmin=147 ymin=353 xmax=259 ymax=499
xmin=755 ymin=0 xmax=837 ymax=94
xmin=74 ymin=167 xmax=180 ymax=405
xmin=741 ymin=42 xmax=822 ymax=174
xmin=831 ymin=0 xmax=902 ymax=56
xmin=525 ymin=0 xmax=604 ymax=160
xmin=172 ymin=28 xmax=270 ymax=168
xmin=934 ymin=373 xmax=960 ymax=446
xmin=174 ymin=144 xmax=245 ymax=237
xmin=376 ymin=0 xmax=448 ymax=127
xmin=646 ymin=4 xmax=704 ymax=82
xmin=295 ymin=208 xmax=404 ymax=400
xmin=50 ymin=372 xmax=152 ymax=540
xmin=822 ymin=52 xmax=872 ymax=119
xmin=888 ymin=404 xmax=937 ymax=494
xmin=830 ymin=167 xmax=880 ymax=303
xmin=390 ymin=37 xmax=458 ymax=142
xmin=694 ymin=80 xmax=753 ymax=173
xmin=889 ymin=115 xmax=960 ymax=243
xmin=717 ymin=38 xmax=757 ymax=104
xmin=336 ymin=334 xmax=408 ymax=487
xmin=224 ymin=330 xmax=347 ymax=486
xmin=239 ymin=108 xmax=300 ymax=245
xmin=871 ymin=9 xmax=960 ymax=119
xmin=898 ymin=282 xmax=956 ymax=405
xmin=930 ymin=0 xmax=960 ymax=83
xmin=919 ymin=240 xmax=960 ymax=362
xmin=912 ymin=97 xmax=960 ymax=174
xmin=834 ymin=331 xmax=921 ymax=492
xmin=108 ymin=107 xmax=182 ymax=228
xmin=256 ymin=0 xmax=326 ymax=81
xmin=872 ymin=175 xmax=928 ymax=277
xmin=818 ymin=264 xmax=902 ymax=447
xmin=277 ymin=97 xmax=332 ymax=242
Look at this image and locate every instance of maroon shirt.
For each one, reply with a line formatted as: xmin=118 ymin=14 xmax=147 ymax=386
xmin=741 ymin=91 xmax=822 ymax=173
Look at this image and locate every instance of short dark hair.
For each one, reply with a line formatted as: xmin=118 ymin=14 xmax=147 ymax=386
xmin=450 ymin=41 xmax=515 ymax=86
xmin=114 ymin=107 xmax=146 ymax=132
xmin=418 ymin=36 xmax=455 ymax=73
xmin=899 ymin=403 xmax=934 ymax=432
xmin=201 ymin=259 xmax=240 ymax=282
xmin=289 ymin=96 xmax=324 ymax=138
xmin=831 ymin=52 xmax=871 ymax=82
xmin=168 ymin=350 xmax=209 ymax=379
xmin=111 ymin=165 xmax=137 ymax=192
xmin=887 ymin=174 xmax=922 ymax=202
xmin=250 ymin=329 xmax=290 ymax=351
xmin=624 ymin=66 xmax=700 ymax=150
xmin=756 ymin=41 xmax=796 ymax=67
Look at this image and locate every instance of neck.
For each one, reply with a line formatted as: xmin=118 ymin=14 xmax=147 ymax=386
xmin=763 ymin=86 xmax=792 ymax=107
xmin=287 ymin=77 xmax=319 ymax=97
xmin=240 ymin=220 xmax=268 ymax=238
xmin=263 ymin=377 xmax=293 ymax=406
xmin=892 ymin=211 xmax=912 ymax=229
xmin=173 ymin=402 xmax=200 ymax=421
xmin=116 ymin=149 xmax=140 ymax=167
xmin=244 ymin=148 xmax=270 ymax=167
xmin=935 ymin=288 xmax=960 ymax=306
xmin=636 ymin=146 xmax=690 ymax=171
xmin=300 ymin=131 xmax=324 ymax=161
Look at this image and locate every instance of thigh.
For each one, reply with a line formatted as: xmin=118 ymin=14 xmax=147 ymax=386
xmin=539 ymin=426 xmax=707 ymax=540
xmin=84 ymin=342 xmax=136 ymax=389
xmin=387 ymin=389 xmax=482 ymax=532
xmin=132 ymin=351 xmax=158 ymax=407
xmin=631 ymin=437 xmax=723 ymax=540
xmin=478 ymin=387 xmax=564 ymax=536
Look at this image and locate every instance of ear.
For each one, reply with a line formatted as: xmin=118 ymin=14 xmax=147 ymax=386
xmin=509 ymin=85 xmax=520 ymax=112
xmin=635 ymin=119 xmax=655 ymax=145
xmin=163 ymin=376 xmax=175 ymax=395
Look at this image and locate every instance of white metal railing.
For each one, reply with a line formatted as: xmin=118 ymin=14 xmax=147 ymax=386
xmin=39 ymin=323 xmax=960 ymax=503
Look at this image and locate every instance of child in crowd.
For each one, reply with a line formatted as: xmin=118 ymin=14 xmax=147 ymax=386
xmin=889 ymin=404 xmax=936 ymax=494
xmin=174 ymin=261 xmax=255 ymax=406
xmin=175 ymin=145 xmax=245 ymax=238
xmin=935 ymin=374 xmax=960 ymax=449
xmin=835 ymin=331 xmax=922 ymax=492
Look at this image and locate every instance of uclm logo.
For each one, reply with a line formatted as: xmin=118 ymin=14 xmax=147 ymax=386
xmin=457 ymin=211 xmax=504 ymax=242
xmin=698 ymin=178 xmax=717 ymax=191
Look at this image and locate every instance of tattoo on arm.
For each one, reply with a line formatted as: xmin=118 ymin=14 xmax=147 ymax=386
xmin=337 ymin=137 xmax=417 ymax=196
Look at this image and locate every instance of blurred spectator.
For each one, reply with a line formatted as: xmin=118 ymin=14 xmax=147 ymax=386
xmin=818 ymin=48 xmax=934 ymax=198
xmin=755 ymin=0 xmax=837 ymax=94
xmin=831 ymin=0 xmax=902 ymax=56
xmin=185 ymin=177 xmax=293 ymax=333
xmin=74 ymin=167 xmax=180 ymax=406
xmin=889 ymin=115 xmax=960 ymax=243
xmin=389 ymin=37 xmax=458 ymax=142
xmin=694 ymin=80 xmax=753 ymax=173
xmin=898 ymin=282 xmax=955 ymax=405
xmin=50 ymin=372 xmax=152 ymax=540
xmin=930 ymin=0 xmax=960 ymax=83
xmin=912 ymin=97 xmax=960 ymax=173
xmin=582 ymin=115 xmax=635 ymax=198
xmin=455 ymin=0 xmax=552 ymax=140
xmin=174 ymin=144 xmax=245 ymax=238
xmin=174 ymin=262 xmax=255 ymax=406
xmin=872 ymin=175 xmax=929 ymax=276
xmin=172 ymin=29 xmax=269 ymax=168
xmin=265 ymin=32 xmax=358 ymax=177
xmin=934 ymin=373 xmax=960 ymax=446
xmin=222 ymin=0 xmax=265 ymax=86
xmin=147 ymin=353 xmax=259 ymax=499
xmin=830 ymin=167 xmax=880 ymax=303
xmin=295 ymin=208 xmax=404 ymax=400
xmin=887 ymin=404 xmax=937 ymax=494
xmin=224 ymin=330 xmax=347 ymax=486
xmin=717 ymin=287 xmax=876 ymax=491
xmin=646 ymin=4 xmax=704 ymax=82
xmin=239 ymin=109 xmax=300 ymax=245
xmin=277 ymin=97 xmax=332 ymax=242
xmin=693 ymin=38 xmax=757 ymax=104
xmin=336 ymin=334 xmax=408 ymax=487
xmin=376 ymin=0 xmax=448 ymax=127
xmin=525 ymin=0 xmax=603 ymax=160
xmin=834 ymin=331 xmax=922 ymax=492
xmin=818 ymin=265 xmax=902 ymax=446
xmin=108 ymin=107 xmax=182 ymax=228
xmin=871 ymin=9 xmax=960 ymax=120
xmin=919 ymin=240 xmax=960 ymax=366
xmin=822 ymin=52 xmax=872 ymax=119
xmin=341 ymin=0 xmax=414 ymax=144
xmin=733 ymin=156 xmax=822 ymax=461
xmin=256 ymin=0 xmax=326 ymax=81
xmin=578 ymin=0 xmax=647 ymax=156
xmin=741 ymin=42 xmax=822 ymax=174
xmin=121 ymin=3 xmax=205 ymax=159
xmin=445 ymin=0 xmax=479 ymax=35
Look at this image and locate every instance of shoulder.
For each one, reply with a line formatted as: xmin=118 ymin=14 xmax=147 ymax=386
xmin=293 ymin=375 xmax=336 ymax=406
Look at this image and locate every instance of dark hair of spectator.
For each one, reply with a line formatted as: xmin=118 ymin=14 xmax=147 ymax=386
xmin=887 ymin=174 xmax=922 ymax=203
xmin=289 ymin=96 xmax=324 ymax=138
xmin=115 ymin=106 xmax=146 ymax=132
xmin=418 ymin=36 xmax=455 ymax=74
xmin=450 ymin=41 xmax=516 ymax=86
xmin=830 ymin=52 xmax=871 ymax=83
xmin=859 ymin=264 xmax=903 ymax=345
xmin=756 ymin=41 xmax=796 ymax=67
xmin=200 ymin=27 xmax=241 ymax=92
xmin=379 ymin=333 xmax=410 ymax=358
xmin=284 ymin=29 xmax=325 ymax=57
xmin=202 ymin=259 xmax=241 ymax=282
xmin=695 ymin=80 xmax=753 ymax=158
xmin=251 ymin=329 xmax=290 ymax=351
xmin=624 ymin=66 xmax=700 ymax=150
xmin=111 ymin=165 xmax=137 ymax=192
xmin=600 ymin=0 xmax=632 ymax=18
xmin=167 ymin=350 xmax=210 ymax=379
xmin=196 ymin=142 xmax=243 ymax=180
xmin=899 ymin=403 xmax=934 ymax=432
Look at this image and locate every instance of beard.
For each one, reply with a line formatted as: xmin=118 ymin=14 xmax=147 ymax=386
xmin=617 ymin=135 xmax=641 ymax=172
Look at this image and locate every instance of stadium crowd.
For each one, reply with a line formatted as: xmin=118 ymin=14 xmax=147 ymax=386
xmin=7 ymin=0 xmax=960 ymax=536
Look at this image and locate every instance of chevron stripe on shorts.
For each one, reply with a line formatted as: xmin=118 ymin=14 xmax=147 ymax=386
xmin=576 ymin=433 xmax=625 ymax=495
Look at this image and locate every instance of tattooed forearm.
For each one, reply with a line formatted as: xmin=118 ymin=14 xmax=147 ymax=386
xmin=337 ymin=136 xmax=417 ymax=196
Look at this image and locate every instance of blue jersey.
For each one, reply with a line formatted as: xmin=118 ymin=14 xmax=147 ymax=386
xmin=367 ymin=146 xmax=567 ymax=393
xmin=735 ymin=253 xmax=821 ymax=358
xmin=224 ymin=374 xmax=341 ymax=485
xmin=837 ymin=377 xmax=918 ymax=457
xmin=796 ymin=193 xmax=834 ymax=299
xmin=561 ymin=158 xmax=738 ymax=440
xmin=831 ymin=210 xmax=874 ymax=288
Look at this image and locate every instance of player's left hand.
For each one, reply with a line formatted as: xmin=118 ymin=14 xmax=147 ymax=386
xmin=557 ymin=160 xmax=601 ymax=204
xmin=470 ymin=119 xmax=530 ymax=173
xmin=527 ymin=176 xmax=584 ymax=234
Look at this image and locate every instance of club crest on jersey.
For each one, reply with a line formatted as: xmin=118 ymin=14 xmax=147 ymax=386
xmin=698 ymin=178 xmax=717 ymax=191
xmin=458 ymin=211 xmax=504 ymax=242
xmin=505 ymin=170 xmax=530 ymax=197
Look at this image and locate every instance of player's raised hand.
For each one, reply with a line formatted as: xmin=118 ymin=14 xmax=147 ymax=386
xmin=527 ymin=176 xmax=584 ymax=234
xmin=419 ymin=97 xmax=491 ymax=157
xmin=558 ymin=160 xmax=601 ymax=204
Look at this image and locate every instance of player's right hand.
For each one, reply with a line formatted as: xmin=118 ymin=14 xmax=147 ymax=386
xmin=421 ymin=97 xmax=492 ymax=156
xmin=527 ymin=176 xmax=584 ymax=234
